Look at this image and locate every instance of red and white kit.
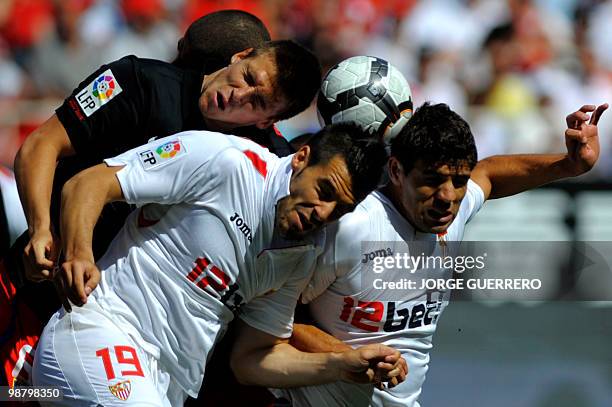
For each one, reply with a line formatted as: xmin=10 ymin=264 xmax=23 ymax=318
xmin=32 ymin=131 xmax=322 ymax=406
xmin=278 ymin=181 xmax=484 ymax=407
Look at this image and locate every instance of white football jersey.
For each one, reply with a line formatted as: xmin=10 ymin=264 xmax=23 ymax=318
xmin=282 ymin=181 xmax=484 ymax=407
xmin=93 ymin=131 xmax=321 ymax=398
xmin=0 ymin=166 xmax=27 ymax=245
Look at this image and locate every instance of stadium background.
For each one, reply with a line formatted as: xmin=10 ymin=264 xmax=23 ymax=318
xmin=0 ymin=0 xmax=610 ymax=405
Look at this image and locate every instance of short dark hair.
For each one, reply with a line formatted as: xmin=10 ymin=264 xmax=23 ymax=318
xmin=306 ymin=123 xmax=387 ymax=203
xmin=250 ymin=40 xmax=321 ymax=121
xmin=391 ymin=103 xmax=478 ymax=172
xmin=174 ymin=10 xmax=271 ymax=72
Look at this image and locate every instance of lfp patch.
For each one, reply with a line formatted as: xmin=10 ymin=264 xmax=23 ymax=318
xmin=139 ymin=139 xmax=186 ymax=170
xmin=75 ymin=69 xmax=123 ymax=117
xmin=156 ymin=140 xmax=181 ymax=158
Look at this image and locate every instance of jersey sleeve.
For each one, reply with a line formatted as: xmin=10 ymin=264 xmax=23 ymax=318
xmin=239 ymin=240 xmax=324 ymax=338
xmin=55 ymin=56 xmax=145 ymax=158
xmin=458 ymin=179 xmax=486 ymax=224
xmin=104 ymin=131 xmax=233 ymax=205
xmin=238 ymin=276 xmax=308 ymax=339
xmin=300 ymin=212 xmax=368 ymax=304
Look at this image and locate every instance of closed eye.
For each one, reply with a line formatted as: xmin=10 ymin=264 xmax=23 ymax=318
xmin=244 ymin=69 xmax=255 ymax=86
xmin=318 ymin=179 xmax=336 ymax=202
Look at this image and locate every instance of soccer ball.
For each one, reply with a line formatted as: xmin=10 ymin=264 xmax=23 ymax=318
xmin=317 ymin=56 xmax=413 ymax=142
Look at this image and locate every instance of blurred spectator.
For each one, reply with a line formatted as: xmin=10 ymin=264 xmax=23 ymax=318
xmin=0 ymin=0 xmax=54 ymax=67
xmin=100 ymin=0 xmax=179 ymax=62
xmin=28 ymin=0 xmax=101 ymax=97
xmin=183 ymin=0 xmax=273 ymax=37
xmin=0 ymin=38 xmax=26 ymax=99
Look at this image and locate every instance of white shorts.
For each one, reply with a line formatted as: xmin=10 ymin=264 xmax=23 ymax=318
xmin=31 ymin=301 xmax=185 ymax=406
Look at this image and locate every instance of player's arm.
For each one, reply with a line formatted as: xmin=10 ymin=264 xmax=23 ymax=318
xmin=230 ymin=319 xmax=406 ymax=388
xmin=14 ymin=115 xmax=76 ymax=281
xmin=57 ymin=134 xmax=228 ymax=307
xmin=471 ymin=104 xmax=608 ymax=200
xmin=290 ymin=323 xmax=352 ymax=353
xmin=58 ymin=163 xmax=124 ymax=307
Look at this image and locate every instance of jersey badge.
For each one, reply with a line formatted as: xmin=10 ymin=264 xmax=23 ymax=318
xmin=75 ymin=69 xmax=123 ymax=117
xmin=109 ymin=379 xmax=131 ymax=401
xmin=138 ymin=139 xmax=186 ymax=170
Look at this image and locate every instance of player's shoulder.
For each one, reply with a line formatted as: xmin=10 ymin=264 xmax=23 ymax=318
xmin=329 ymin=193 xmax=387 ymax=262
xmin=131 ymin=57 xmax=185 ymax=79
xmin=100 ymin=56 xmax=184 ymax=87
xmin=174 ymin=131 xmax=278 ymax=174
xmin=98 ymin=55 xmax=140 ymax=77
xmin=454 ymin=179 xmax=486 ymax=228
xmin=337 ymin=192 xmax=390 ymax=239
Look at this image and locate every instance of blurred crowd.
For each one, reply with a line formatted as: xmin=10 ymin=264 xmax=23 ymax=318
xmin=0 ymin=0 xmax=611 ymax=178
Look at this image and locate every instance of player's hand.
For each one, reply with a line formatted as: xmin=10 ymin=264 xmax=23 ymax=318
xmin=338 ymin=344 xmax=407 ymax=387
xmin=23 ymin=229 xmax=59 ymax=282
xmin=373 ymin=352 xmax=408 ymax=389
xmin=564 ymin=103 xmax=608 ymax=176
xmin=55 ymin=258 xmax=100 ymax=310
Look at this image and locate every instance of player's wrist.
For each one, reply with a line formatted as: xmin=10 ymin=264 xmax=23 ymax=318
xmin=64 ymin=244 xmax=94 ymax=263
xmin=29 ymin=216 xmax=52 ymax=237
xmin=559 ymin=155 xmax=583 ymax=177
xmin=328 ymin=351 xmax=348 ymax=380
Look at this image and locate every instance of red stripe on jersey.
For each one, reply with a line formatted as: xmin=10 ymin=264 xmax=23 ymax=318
xmin=243 ymin=150 xmax=267 ymax=178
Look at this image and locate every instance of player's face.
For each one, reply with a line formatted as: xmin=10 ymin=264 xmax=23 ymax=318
xmin=390 ymin=158 xmax=471 ymax=234
xmin=199 ymin=48 xmax=285 ymax=131
xmin=276 ymin=148 xmax=356 ymax=240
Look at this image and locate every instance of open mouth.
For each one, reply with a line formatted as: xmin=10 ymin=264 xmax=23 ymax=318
xmin=216 ymin=93 xmax=225 ymax=110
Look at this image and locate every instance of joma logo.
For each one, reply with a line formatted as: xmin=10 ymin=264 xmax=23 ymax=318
xmin=230 ymin=212 xmax=253 ymax=243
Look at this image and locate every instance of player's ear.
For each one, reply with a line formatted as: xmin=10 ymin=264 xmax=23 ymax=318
xmin=291 ymin=145 xmax=311 ymax=173
xmin=388 ymin=156 xmax=404 ymax=186
xmin=230 ymin=48 xmax=254 ymax=64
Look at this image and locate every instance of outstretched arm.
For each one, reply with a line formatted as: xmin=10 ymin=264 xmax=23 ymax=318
xmin=471 ymin=104 xmax=608 ymax=200
xmin=230 ymin=320 xmax=406 ymax=388
xmin=14 ymin=115 xmax=76 ymax=281
xmin=58 ymin=163 xmax=124 ymax=306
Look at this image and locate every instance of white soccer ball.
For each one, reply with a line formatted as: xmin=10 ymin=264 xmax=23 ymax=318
xmin=317 ymin=56 xmax=413 ymax=142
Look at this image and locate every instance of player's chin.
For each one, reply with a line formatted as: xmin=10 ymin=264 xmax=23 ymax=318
xmin=424 ymin=219 xmax=453 ymax=234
